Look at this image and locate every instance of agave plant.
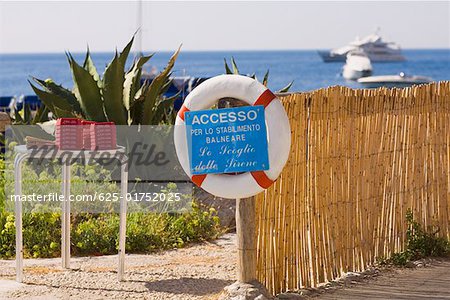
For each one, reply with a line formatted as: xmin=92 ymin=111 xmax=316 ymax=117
xmin=11 ymin=103 xmax=49 ymax=125
xmin=224 ymin=57 xmax=293 ymax=93
xmin=29 ymin=36 xmax=180 ymax=125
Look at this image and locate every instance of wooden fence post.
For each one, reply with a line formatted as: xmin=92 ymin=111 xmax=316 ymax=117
xmin=236 ymin=197 xmax=256 ymax=282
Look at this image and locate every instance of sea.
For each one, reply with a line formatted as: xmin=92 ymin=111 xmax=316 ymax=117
xmin=0 ymin=49 xmax=449 ymax=98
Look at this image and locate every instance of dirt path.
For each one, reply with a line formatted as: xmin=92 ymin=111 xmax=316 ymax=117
xmin=312 ymin=259 xmax=450 ymax=300
xmin=0 ymin=234 xmax=236 ymax=300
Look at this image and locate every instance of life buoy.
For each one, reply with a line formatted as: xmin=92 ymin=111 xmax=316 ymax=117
xmin=174 ymin=74 xmax=291 ymax=199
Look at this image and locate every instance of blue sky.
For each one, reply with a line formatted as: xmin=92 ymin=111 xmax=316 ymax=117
xmin=0 ymin=1 xmax=448 ymax=53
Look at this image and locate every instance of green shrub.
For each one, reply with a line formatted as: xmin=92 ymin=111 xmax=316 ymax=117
xmin=0 ymin=210 xmax=15 ymax=258
xmin=125 ymin=213 xmax=167 ymax=252
xmin=0 ymin=211 xmax=61 ymax=258
xmin=0 ymin=157 xmax=4 ymax=211
xmin=381 ymin=209 xmax=450 ymax=266
xmin=405 ymin=210 xmax=449 ymax=259
xmin=388 ymin=252 xmax=410 ymax=266
xmin=0 ymin=202 xmax=222 ymax=259
xmin=166 ymin=204 xmax=221 ymax=247
xmin=0 ymin=152 xmax=222 ymax=259
xmin=23 ymin=212 xmax=61 ymax=258
xmin=72 ymin=214 xmax=119 ymax=255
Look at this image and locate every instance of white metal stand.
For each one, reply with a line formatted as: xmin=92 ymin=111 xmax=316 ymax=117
xmin=118 ymin=160 xmax=128 ymax=281
xmin=13 ymin=145 xmax=128 ymax=282
xmin=61 ymin=160 xmax=71 ymax=269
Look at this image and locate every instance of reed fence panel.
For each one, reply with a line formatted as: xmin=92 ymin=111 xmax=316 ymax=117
xmin=255 ymin=82 xmax=450 ymax=295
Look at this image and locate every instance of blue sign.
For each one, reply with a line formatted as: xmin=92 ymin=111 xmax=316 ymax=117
xmin=185 ymin=106 xmax=269 ymax=175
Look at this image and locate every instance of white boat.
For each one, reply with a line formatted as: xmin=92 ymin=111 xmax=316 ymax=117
xmin=357 ymin=72 xmax=433 ymax=88
xmin=318 ymin=29 xmax=406 ymax=62
xmin=342 ymin=51 xmax=373 ymax=80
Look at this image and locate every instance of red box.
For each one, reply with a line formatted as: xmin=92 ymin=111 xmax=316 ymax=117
xmin=55 ymin=118 xmax=83 ymax=150
xmin=56 ymin=118 xmax=80 ymax=125
xmin=55 ymin=119 xmax=117 ymax=151
xmin=81 ymin=120 xmax=96 ymax=150
xmin=89 ymin=122 xmax=117 ymax=150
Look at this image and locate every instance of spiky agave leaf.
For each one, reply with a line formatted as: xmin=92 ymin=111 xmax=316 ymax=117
xmin=14 ymin=107 xmax=24 ymax=124
xmin=23 ymin=103 xmax=31 ymax=124
xmin=32 ymin=105 xmax=50 ymax=124
xmin=29 ymin=81 xmax=78 ymax=118
xmin=67 ymin=52 xmax=107 ymax=121
xmin=222 ymin=58 xmax=293 ymax=93
xmin=129 ymin=84 xmax=145 ymax=125
xmin=231 ymin=57 xmax=239 ymax=74
xmin=102 ymin=37 xmax=134 ymax=125
xmin=54 ymin=107 xmax=79 ymax=118
xmin=150 ymin=91 xmax=180 ymax=124
xmin=141 ymin=45 xmax=181 ymax=125
xmin=160 ymin=76 xmax=174 ymax=95
xmin=83 ymin=47 xmax=102 ymax=88
xmin=123 ymin=54 xmax=153 ymax=123
xmin=32 ymin=77 xmax=83 ymax=115
xmin=150 ymin=79 xmax=179 ymax=124
xmin=262 ymin=70 xmax=269 ymax=86
xmin=277 ymin=81 xmax=294 ymax=93
xmin=224 ymin=59 xmax=233 ymax=74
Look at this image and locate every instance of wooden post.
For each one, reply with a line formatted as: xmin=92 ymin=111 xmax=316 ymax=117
xmin=236 ymin=197 xmax=256 ymax=283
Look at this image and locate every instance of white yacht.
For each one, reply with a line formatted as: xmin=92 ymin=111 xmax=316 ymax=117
xmin=318 ymin=30 xmax=406 ymax=62
xmin=357 ymin=72 xmax=433 ymax=88
xmin=342 ymin=51 xmax=373 ymax=80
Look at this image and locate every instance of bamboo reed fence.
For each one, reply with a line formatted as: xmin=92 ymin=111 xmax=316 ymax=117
xmin=255 ymin=82 xmax=450 ymax=295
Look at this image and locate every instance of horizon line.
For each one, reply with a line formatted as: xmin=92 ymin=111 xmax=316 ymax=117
xmin=1 ymin=47 xmax=449 ymax=55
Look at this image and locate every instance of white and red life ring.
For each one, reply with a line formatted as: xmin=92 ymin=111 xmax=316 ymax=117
xmin=174 ymin=74 xmax=291 ymax=199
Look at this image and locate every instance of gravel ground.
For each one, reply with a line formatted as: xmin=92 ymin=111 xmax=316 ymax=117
xmin=1 ymin=235 xmax=449 ymax=300
xmin=0 ymin=234 xmax=236 ymax=300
